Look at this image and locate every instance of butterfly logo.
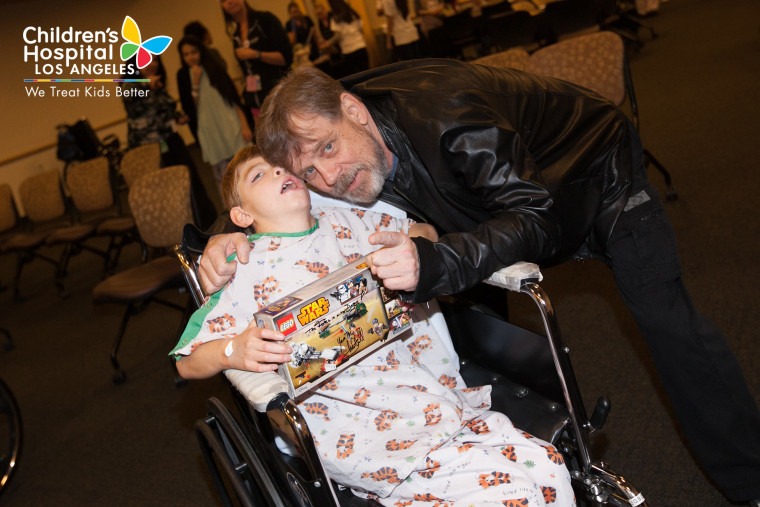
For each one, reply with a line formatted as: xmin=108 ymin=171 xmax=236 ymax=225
xmin=120 ymin=16 xmax=172 ymax=69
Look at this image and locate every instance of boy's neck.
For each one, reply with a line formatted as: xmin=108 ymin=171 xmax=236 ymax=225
xmin=251 ymin=215 xmax=317 ymax=237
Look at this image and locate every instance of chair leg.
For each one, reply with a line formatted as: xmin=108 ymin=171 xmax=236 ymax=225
xmin=103 ymin=236 xmax=119 ymax=274
xmin=644 ymin=149 xmax=678 ymax=201
xmin=55 ymin=244 xmax=76 ymax=298
xmin=140 ymin=240 xmax=148 ymax=264
xmin=103 ymin=233 xmax=136 ymax=274
xmin=111 ymin=302 xmax=142 ymax=384
xmin=12 ymin=253 xmax=28 ymax=302
xmin=11 ymin=250 xmax=62 ymax=301
xmin=1 ymin=328 xmax=13 ymax=352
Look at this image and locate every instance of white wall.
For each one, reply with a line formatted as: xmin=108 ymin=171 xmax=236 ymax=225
xmin=0 ymin=0 xmax=289 ymax=212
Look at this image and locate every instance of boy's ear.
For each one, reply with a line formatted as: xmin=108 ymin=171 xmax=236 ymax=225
xmin=230 ymin=206 xmax=254 ymax=229
xmin=340 ymin=92 xmax=369 ymax=126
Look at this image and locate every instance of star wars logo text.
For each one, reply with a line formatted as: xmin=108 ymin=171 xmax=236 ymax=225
xmin=297 ymin=298 xmax=330 ymax=326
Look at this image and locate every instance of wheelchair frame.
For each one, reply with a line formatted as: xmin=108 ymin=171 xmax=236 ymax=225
xmin=0 ymin=374 xmax=22 ymax=498
xmin=174 ymin=233 xmax=646 ymax=506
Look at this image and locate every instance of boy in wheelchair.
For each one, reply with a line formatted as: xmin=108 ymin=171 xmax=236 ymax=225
xmin=171 ymin=146 xmax=574 ymax=505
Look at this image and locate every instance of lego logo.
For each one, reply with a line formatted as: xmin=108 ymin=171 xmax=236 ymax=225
xmin=276 ymin=315 xmax=297 ymax=336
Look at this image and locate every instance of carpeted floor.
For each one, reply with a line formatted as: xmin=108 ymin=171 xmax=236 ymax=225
xmin=1 ymin=0 xmax=758 ymax=504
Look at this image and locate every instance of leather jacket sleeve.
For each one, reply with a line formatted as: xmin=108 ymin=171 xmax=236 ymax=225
xmin=404 ymin=120 xmax=563 ymax=303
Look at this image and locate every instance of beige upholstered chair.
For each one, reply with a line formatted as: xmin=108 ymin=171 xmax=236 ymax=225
xmin=527 ymin=30 xmax=626 ymax=106
xmin=0 ymin=184 xmax=17 ymax=235
xmin=0 ymin=184 xmax=51 ymax=299
xmin=129 ymin=165 xmax=193 ymax=248
xmin=92 ymin=165 xmax=194 ymax=384
xmin=65 ymin=156 xmax=140 ymax=272
xmin=13 ymin=169 xmax=98 ymax=298
xmin=19 ymin=170 xmax=69 ymax=225
xmin=635 ymin=0 xmax=660 ymax=16
xmin=473 ymin=47 xmax=532 ymax=72
xmin=119 ymin=143 xmax=161 ymax=189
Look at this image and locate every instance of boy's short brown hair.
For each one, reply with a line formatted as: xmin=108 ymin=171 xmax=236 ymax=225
xmin=221 ymin=145 xmax=262 ymax=211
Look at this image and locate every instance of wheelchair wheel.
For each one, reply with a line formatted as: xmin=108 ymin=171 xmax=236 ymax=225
xmin=0 ymin=376 xmax=22 ymax=496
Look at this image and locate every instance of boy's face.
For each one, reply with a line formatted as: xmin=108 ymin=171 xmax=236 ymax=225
xmin=231 ymin=156 xmax=312 ymax=233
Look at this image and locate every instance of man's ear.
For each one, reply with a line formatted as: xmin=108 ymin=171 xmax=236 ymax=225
xmin=340 ymin=92 xmax=369 ymax=126
xmin=230 ymin=206 xmax=254 ymax=229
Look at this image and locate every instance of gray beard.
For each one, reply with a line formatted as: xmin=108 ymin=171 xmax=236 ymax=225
xmin=335 ymin=165 xmax=386 ymax=206
xmin=334 ymin=131 xmax=389 ymax=206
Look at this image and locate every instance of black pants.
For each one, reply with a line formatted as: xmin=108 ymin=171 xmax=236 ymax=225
xmin=336 ymin=48 xmax=369 ymax=79
xmin=608 ymin=183 xmax=760 ymax=502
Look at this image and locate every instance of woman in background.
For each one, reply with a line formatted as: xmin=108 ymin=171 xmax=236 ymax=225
xmin=313 ymin=2 xmax=343 ymax=77
xmin=220 ymin=0 xmax=293 ymax=129
xmin=177 ymin=36 xmax=252 ymax=192
xmin=415 ymin=0 xmax=445 ymax=57
xmin=321 ymin=0 xmax=369 ymax=77
xmin=285 ymin=1 xmax=319 ymax=63
xmin=183 ymin=20 xmax=228 ymax=70
xmin=383 ymin=0 xmax=422 ymax=62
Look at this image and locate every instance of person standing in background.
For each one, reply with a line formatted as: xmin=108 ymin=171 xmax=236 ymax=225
xmin=220 ymin=0 xmax=293 ymax=131
xmin=415 ymin=0 xmax=445 ymax=57
xmin=321 ymin=0 xmax=369 ymax=78
xmin=313 ymin=2 xmax=343 ymax=77
xmin=183 ymin=21 xmax=228 ymax=71
xmin=383 ymin=0 xmax=422 ymax=62
xmin=176 ymin=36 xmax=252 ymax=193
xmin=285 ymin=1 xmax=319 ymax=63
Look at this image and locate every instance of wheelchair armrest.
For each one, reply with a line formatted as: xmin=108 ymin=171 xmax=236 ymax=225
xmin=483 ymin=261 xmax=543 ymax=292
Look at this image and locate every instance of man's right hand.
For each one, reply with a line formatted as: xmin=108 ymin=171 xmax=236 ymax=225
xmin=199 ymin=232 xmax=250 ymax=294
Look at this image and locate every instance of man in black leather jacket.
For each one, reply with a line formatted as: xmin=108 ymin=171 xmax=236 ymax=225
xmin=199 ymin=60 xmax=760 ymax=504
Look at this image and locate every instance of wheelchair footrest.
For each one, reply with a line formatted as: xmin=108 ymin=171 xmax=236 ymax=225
xmin=459 ymin=359 xmax=570 ymax=444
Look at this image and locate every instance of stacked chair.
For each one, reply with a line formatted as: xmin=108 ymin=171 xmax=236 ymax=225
xmin=92 ymin=165 xmax=194 ymax=384
xmin=0 ymin=170 xmax=98 ymax=299
xmin=64 ymin=156 xmax=140 ymax=273
xmin=118 ymin=143 xmax=161 ymax=190
xmin=0 ymin=184 xmax=51 ymax=300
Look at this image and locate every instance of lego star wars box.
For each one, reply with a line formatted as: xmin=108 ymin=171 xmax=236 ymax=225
xmin=253 ymin=256 xmax=413 ymax=398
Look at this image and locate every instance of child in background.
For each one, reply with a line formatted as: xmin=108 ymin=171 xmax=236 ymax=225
xmin=170 ymin=146 xmax=574 ymax=506
xmin=183 ymin=21 xmax=228 ymax=70
xmin=176 ymin=35 xmax=252 ymax=192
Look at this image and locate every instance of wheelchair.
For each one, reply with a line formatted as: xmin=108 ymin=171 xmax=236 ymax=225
xmin=0 ymin=373 xmax=22 ymax=498
xmin=175 ymin=225 xmax=646 ymax=507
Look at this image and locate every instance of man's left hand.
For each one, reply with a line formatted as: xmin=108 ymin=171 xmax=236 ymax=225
xmin=368 ymin=231 xmax=420 ymax=292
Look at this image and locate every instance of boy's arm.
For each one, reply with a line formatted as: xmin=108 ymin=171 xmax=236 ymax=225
xmin=176 ymin=322 xmax=291 ymax=380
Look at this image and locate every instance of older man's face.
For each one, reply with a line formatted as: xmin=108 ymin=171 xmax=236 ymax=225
xmin=289 ymin=113 xmax=390 ymax=206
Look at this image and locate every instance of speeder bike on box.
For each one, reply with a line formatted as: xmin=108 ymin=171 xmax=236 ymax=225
xmin=253 ymin=256 xmax=413 ymax=398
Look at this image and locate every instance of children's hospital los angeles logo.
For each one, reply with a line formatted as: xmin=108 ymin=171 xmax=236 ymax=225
xmin=23 ymin=16 xmax=172 ymax=98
